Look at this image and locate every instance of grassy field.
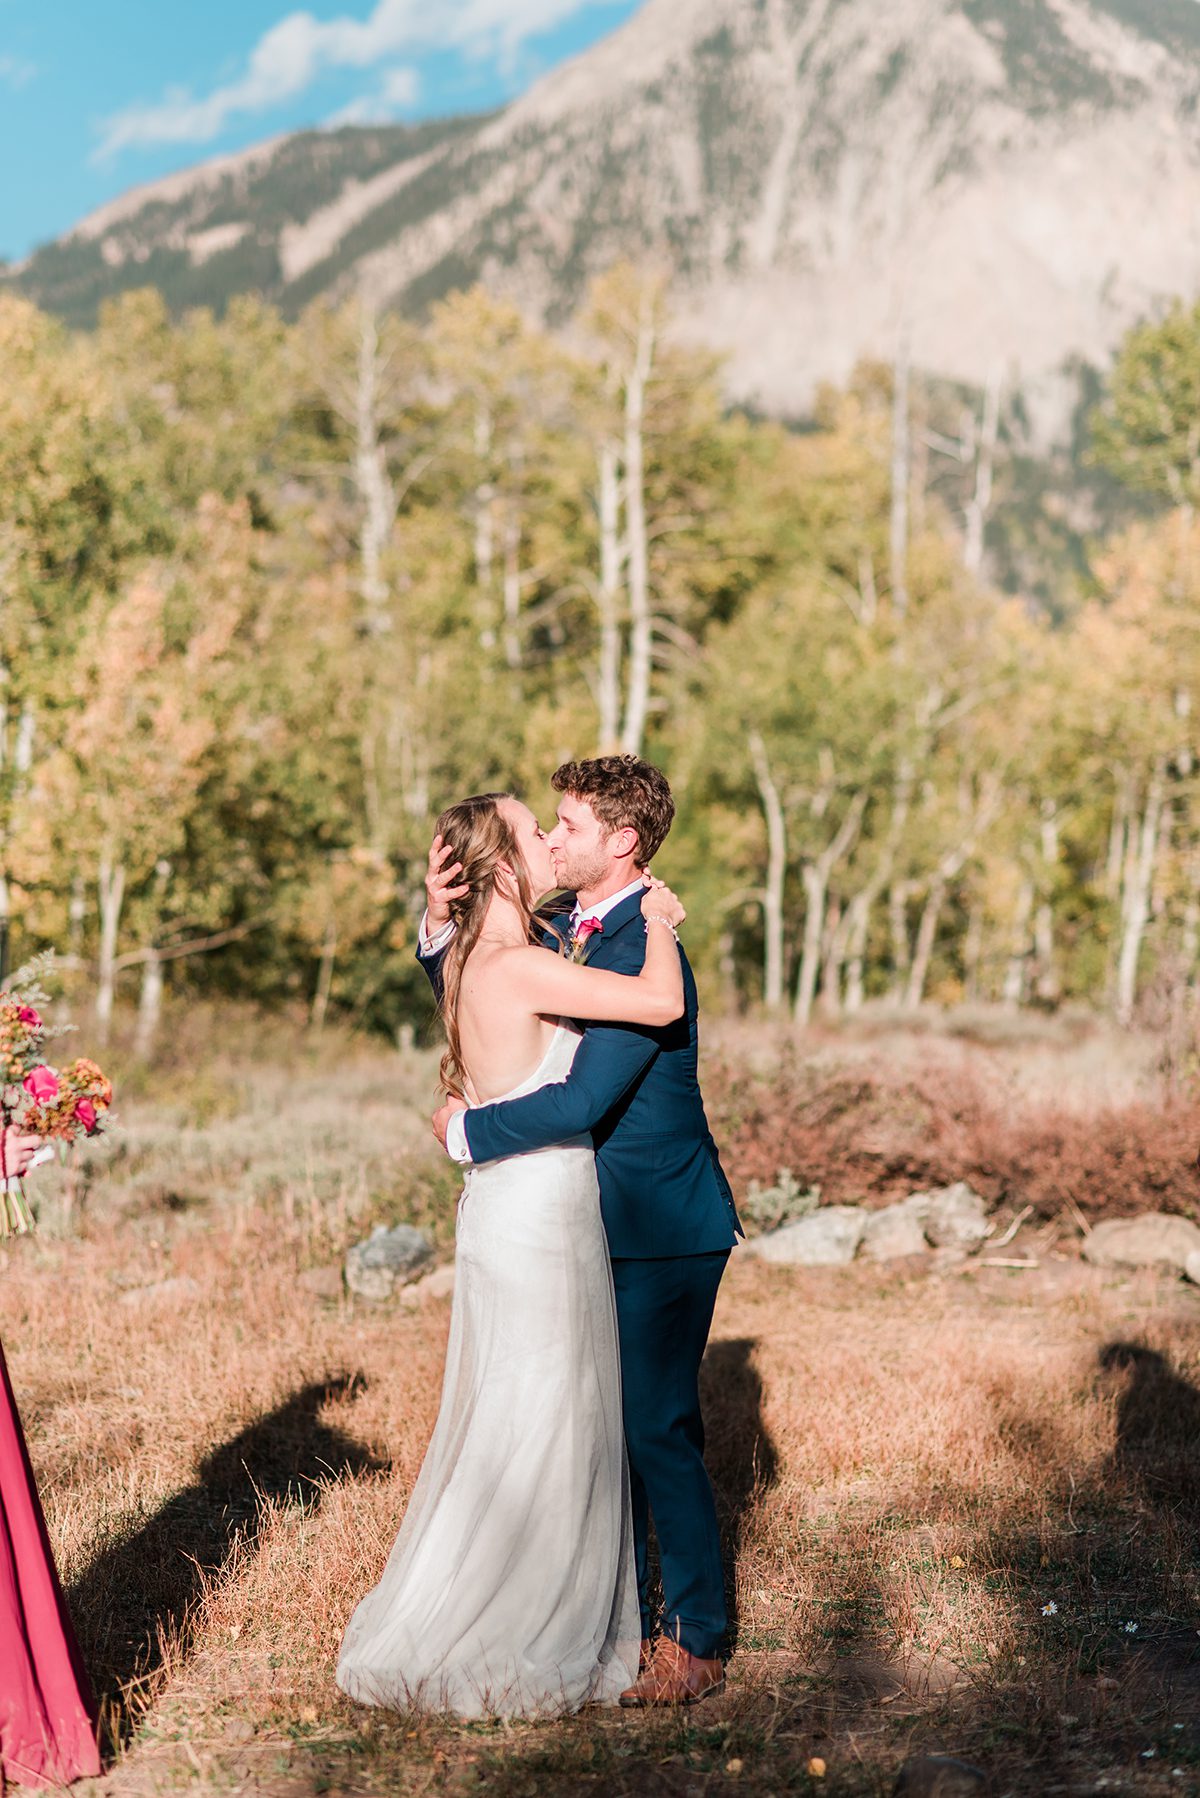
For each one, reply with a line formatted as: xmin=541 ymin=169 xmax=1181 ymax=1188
xmin=7 ymin=1006 xmax=1200 ymax=1796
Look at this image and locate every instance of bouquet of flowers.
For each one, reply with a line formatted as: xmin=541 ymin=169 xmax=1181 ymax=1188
xmin=0 ymin=962 xmax=113 ymax=1237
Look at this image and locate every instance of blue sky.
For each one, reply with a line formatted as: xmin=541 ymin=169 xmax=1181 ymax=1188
xmin=0 ymin=0 xmax=642 ymax=264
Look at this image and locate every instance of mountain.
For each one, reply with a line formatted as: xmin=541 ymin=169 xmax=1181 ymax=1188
xmin=9 ymin=0 xmax=1200 ymax=418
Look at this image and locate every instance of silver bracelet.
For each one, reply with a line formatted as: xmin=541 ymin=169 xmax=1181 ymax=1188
xmin=644 ymin=913 xmax=680 ymax=941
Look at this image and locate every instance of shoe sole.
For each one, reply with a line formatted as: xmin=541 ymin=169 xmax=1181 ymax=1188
xmin=619 ymin=1677 xmax=725 ymax=1709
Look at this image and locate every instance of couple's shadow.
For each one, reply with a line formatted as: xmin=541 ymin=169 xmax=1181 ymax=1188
xmin=69 ymin=1374 xmax=387 ymax=1738
xmin=701 ymin=1336 xmax=780 ymax=1650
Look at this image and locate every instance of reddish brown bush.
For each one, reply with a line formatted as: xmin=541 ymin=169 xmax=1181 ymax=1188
xmin=708 ymin=1053 xmax=1200 ymax=1222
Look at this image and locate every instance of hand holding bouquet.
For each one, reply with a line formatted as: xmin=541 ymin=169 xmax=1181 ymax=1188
xmin=0 ymin=975 xmax=113 ymax=1237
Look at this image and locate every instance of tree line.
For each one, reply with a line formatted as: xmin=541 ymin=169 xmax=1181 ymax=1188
xmin=3 ymin=268 xmax=1197 ymax=1045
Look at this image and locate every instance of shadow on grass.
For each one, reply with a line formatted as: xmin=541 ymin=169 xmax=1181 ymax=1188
xmin=700 ymin=1335 xmax=779 ymax=1652
xmin=69 ymin=1374 xmax=386 ymax=1743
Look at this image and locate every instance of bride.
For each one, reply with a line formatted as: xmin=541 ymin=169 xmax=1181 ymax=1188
xmin=336 ymin=791 xmax=687 ymax=1719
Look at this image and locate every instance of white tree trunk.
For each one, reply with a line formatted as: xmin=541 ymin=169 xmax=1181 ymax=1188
xmin=502 ymin=501 xmax=522 ymax=672
xmin=887 ymin=879 xmax=913 ymax=1003
xmin=69 ymin=873 xmax=86 ymax=958
xmin=620 ymin=298 xmax=655 ymax=756
xmin=1034 ymin=799 xmax=1060 ymax=1002
xmin=1002 ymin=876 xmax=1035 ymax=1009
xmin=356 ymin=301 xmax=395 ymax=637
xmin=96 ymin=848 xmax=126 ymax=1043
xmin=795 ymin=791 xmax=867 ymax=1026
xmin=819 ymin=898 xmax=844 ymax=1018
xmin=596 ymin=436 xmax=623 ymax=751
xmin=311 ymin=919 xmax=337 ymax=1032
xmin=834 ymin=758 xmax=914 ymax=1012
xmin=473 ymin=399 xmax=494 ymax=597
xmin=1115 ymin=759 xmax=1167 ymax=1026
xmin=906 ymin=879 xmax=945 ymax=1009
xmin=748 ymin=731 xmax=786 ymax=1011
xmin=890 ymin=331 xmax=910 ymax=619
xmin=796 ymin=862 xmax=828 ymax=1031
xmin=963 ymin=368 xmax=1001 ymax=576
xmin=135 ymin=949 xmax=164 ymax=1059
xmin=905 ymin=774 xmax=1002 ymax=1009
xmin=963 ymin=897 xmax=983 ymax=1002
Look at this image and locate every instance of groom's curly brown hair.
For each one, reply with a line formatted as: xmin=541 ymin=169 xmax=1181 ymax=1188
xmin=552 ymin=754 xmax=675 ymax=866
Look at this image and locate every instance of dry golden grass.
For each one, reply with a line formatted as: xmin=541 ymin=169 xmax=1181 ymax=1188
xmin=7 ymin=1008 xmax=1200 ymax=1796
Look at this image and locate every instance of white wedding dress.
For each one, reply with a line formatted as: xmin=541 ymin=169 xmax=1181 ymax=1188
xmin=336 ymin=1024 xmax=640 ymax=1718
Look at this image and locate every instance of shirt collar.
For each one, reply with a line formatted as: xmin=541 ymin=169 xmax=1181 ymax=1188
xmin=571 ymin=876 xmax=647 ymax=928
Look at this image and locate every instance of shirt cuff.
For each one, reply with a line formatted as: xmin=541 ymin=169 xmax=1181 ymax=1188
xmin=446 ymin=1110 xmax=472 ymax=1164
xmin=419 ymin=911 xmax=456 ymax=957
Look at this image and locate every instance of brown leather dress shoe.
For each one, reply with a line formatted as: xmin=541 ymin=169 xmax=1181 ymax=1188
xmin=619 ymin=1635 xmax=725 ymax=1707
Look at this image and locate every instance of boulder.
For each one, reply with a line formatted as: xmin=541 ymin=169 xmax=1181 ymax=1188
xmin=892 ymin=1756 xmax=987 ymax=1796
xmin=1186 ymin=1250 xmax=1200 ymax=1286
xmin=923 ymin=1183 xmax=991 ymax=1251
xmin=862 ymin=1195 xmax=931 ymax=1261
xmin=399 ymin=1263 xmax=456 ymax=1309
xmin=345 ymin=1224 xmax=435 ymax=1301
xmin=1083 ymin=1212 xmax=1200 ymax=1273
xmin=749 ymin=1206 xmax=867 ymax=1267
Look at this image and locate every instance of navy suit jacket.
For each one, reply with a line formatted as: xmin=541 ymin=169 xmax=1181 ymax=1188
xmin=419 ymin=889 xmax=741 ymax=1259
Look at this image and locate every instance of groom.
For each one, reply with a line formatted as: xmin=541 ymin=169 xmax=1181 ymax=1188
xmin=420 ymin=754 xmax=741 ymax=1706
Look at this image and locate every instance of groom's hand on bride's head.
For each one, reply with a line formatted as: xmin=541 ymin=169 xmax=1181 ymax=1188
xmin=432 ymin=1094 xmax=467 ymax=1150
xmin=426 ymin=833 xmax=470 ymax=928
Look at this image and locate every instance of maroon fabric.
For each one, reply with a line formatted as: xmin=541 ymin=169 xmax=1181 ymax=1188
xmin=0 ymin=1340 xmax=100 ymax=1788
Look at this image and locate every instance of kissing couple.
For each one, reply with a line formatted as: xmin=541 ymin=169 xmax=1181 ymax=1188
xmin=336 ymin=754 xmax=742 ymax=1719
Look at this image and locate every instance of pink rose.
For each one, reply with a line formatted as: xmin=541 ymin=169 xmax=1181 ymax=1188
xmin=23 ymin=1065 xmax=59 ymax=1103
xmin=16 ymin=1005 xmax=41 ymax=1029
xmin=74 ymin=1098 xmax=97 ymax=1135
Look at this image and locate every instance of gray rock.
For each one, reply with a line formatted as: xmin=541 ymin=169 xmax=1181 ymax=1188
xmin=749 ymin=1205 xmax=867 ymax=1267
xmin=862 ymin=1195 xmax=931 ymax=1261
xmin=399 ymin=1263 xmax=456 ymax=1309
xmin=345 ymin=1224 xmax=434 ymax=1301
xmin=923 ymin=1183 xmax=991 ymax=1251
xmin=1083 ymin=1212 xmax=1200 ymax=1273
xmin=892 ymin=1755 xmax=988 ymax=1796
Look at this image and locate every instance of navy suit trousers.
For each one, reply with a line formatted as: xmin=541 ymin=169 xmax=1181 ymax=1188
xmin=611 ymin=1249 xmax=730 ymax=1660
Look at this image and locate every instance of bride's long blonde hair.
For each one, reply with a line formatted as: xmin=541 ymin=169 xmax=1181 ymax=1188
xmin=435 ymin=794 xmax=540 ymax=1100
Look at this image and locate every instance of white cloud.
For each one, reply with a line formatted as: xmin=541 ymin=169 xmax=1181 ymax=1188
xmin=94 ymin=0 xmax=602 ymax=161
xmin=323 ymin=63 xmax=419 ymax=127
xmin=0 ymin=54 xmax=35 ymax=90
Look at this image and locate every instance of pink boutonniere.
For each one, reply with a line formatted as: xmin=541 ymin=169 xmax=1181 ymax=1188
xmin=570 ymin=917 xmax=603 ymax=962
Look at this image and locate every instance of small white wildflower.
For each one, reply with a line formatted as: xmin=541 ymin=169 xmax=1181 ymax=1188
xmin=1123 ymin=1620 xmax=1139 ymax=1634
xmin=1042 ymin=1601 xmax=1058 ymax=1617
xmin=1141 ymin=1748 xmax=1156 ymax=1759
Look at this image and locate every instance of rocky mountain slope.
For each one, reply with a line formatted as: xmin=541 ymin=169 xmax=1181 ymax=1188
xmin=9 ymin=0 xmax=1200 ymax=417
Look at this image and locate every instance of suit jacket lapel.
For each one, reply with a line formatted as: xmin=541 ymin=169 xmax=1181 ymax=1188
xmin=590 ymin=890 xmax=644 ymax=948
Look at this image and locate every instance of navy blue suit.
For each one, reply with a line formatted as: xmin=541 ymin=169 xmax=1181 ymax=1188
xmin=420 ymin=890 xmax=741 ymax=1659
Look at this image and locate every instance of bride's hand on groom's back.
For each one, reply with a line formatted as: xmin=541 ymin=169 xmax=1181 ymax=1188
xmin=432 ymin=1093 xmax=467 ymax=1151
xmin=640 ymin=874 xmax=686 ymax=931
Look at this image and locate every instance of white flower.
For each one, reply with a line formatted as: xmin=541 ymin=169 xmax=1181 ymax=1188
xmin=1124 ymin=1620 xmax=1139 ymax=1634
xmin=1042 ymin=1601 xmax=1058 ymax=1616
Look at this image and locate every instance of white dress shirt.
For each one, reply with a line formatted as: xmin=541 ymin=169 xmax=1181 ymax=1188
xmin=424 ymin=876 xmax=648 ymax=1164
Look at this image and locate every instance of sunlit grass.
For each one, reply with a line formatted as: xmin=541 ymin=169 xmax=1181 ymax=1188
xmin=7 ymin=1009 xmax=1200 ymax=1794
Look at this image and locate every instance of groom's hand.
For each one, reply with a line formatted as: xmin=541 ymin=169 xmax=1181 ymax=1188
xmin=426 ymin=834 xmax=469 ymax=930
xmin=432 ymin=1095 xmax=467 ymax=1151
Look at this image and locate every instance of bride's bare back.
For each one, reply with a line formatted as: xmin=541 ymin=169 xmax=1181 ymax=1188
xmin=455 ymin=893 xmax=685 ymax=1103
